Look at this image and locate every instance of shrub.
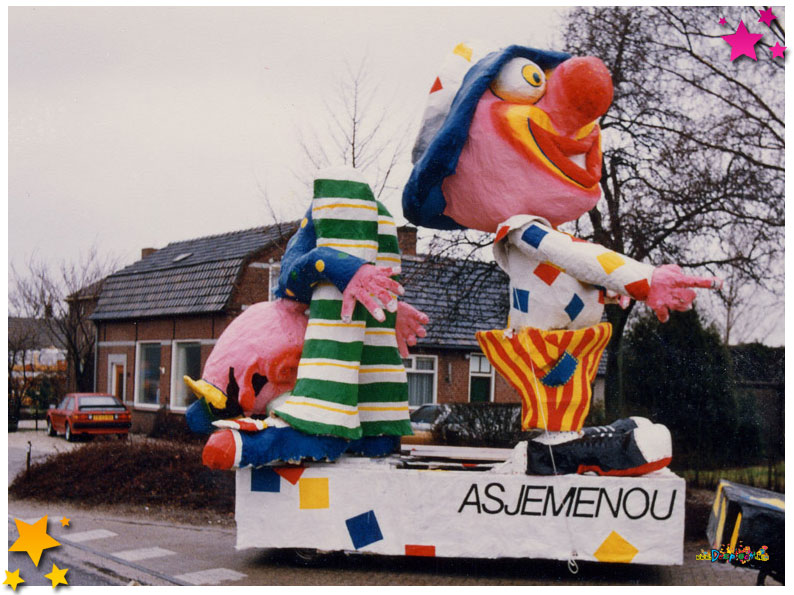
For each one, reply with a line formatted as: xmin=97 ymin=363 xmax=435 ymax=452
xmin=9 ymin=439 xmax=234 ymax=513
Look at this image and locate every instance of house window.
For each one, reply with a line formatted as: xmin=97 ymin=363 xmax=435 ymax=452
xmin=135 ymin=343 xmax=162 ymax=406
xmin=171 ymin=342 xmax=202 ymax=410
xmin=469 ymin=353 xmax=493 ymax=403
xmin=269 ymin=264 xmax=281 ymax=301
xmin=402 ymin=355 xmax=437 ymax=407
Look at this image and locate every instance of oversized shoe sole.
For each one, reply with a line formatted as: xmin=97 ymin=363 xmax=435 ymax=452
xmin=576 ymin=423 xmax=672 ymax=476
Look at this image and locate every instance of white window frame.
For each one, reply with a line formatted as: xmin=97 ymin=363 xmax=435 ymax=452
xmin=402 ymin=354 xmax=438 ymax=409
xmin=268 ymin=263 xmax=281 ymax=301
xmin=169 ymin=340 xmax=204 ymax=412
xmin=134 ymin=341 xmax=165 ymax=410
xmin=107 ymin=353 xmax=127 ymax=403
xmin=468 ymin=352 xmax=495 ymax=403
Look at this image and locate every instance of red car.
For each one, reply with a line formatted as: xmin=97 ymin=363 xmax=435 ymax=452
xmin=47 ymin=393 xmax=132 ymax=441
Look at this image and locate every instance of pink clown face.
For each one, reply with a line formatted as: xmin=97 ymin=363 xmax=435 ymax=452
xmin=442 ymin=56 xmax=614 ymax=232
xmin=197 ymin=299 xmax=308 ymax=416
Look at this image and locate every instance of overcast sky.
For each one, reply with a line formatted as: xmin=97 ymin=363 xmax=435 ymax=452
xmin=9 ymin=6 xmax=562 ymax=266
xmin=7 ymin=6 xmax=786 ymax=346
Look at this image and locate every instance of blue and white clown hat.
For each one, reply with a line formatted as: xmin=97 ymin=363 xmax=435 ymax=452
xmin=402 ymin=42 xmax=571 ymax=231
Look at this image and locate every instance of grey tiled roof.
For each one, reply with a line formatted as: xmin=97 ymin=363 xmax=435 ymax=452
xmin=8 ymin=317 xmax=67 ymax=351
xmin=402 ymin=257 xmax=611 ymax=377
xmin=401 ymin=256 xmax=510 ymax=349
xmin=91 ymin=222 xmax=613 ymax=380
xmin=91 ymin=223 xmax=297 ymax=321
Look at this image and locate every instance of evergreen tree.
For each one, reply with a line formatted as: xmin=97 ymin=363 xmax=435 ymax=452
xmin=622 ymin=309 xmax=755 ymax=470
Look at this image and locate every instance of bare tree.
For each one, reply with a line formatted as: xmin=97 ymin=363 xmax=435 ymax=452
xmin=294 ymin=58 xmax=409 ymax=201
xmin=561 ymin=6 xmax=784 ymax=419
xmin=10 ymin=246 xmax=118 ymax=393
xmin=7 ymin=317 xmax=41 ymax=428
xmin=702 ymin=263 xmax=784 ymax=346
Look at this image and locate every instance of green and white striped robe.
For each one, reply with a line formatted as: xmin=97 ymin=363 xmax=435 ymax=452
xmin=274 ymin=169 xmax=412 ymax=440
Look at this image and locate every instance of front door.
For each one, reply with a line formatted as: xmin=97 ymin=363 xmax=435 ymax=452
xmin=112 ymin=364 xmax=125 ymax=401
xmin=108 ymin=355 xmax=127 ymax=402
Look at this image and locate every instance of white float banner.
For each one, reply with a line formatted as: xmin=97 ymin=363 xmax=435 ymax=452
xmin=235 ymin=457 xmax=684 ymax=565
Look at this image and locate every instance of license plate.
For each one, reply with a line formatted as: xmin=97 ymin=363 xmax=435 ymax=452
xmin=93 ymin=415 xmax=114 ymax=421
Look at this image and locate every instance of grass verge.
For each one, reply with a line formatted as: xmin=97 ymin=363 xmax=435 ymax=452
xmin=679 ymin=462 xmax=784 ymax=492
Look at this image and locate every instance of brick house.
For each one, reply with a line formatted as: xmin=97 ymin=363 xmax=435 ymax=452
xmin=90 ymin=222 xmax=606 ymax=433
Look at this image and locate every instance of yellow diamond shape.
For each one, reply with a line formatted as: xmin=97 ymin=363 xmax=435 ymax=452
xmin=593 ymin=530 xmax=639 ymax=563
xmin=597 ymin=251 xmax=625 ymax=275
xmin=453 ymin=43 xmax=473 ymax=62
xmin=299 ymin=477 xmax=329 ymax=509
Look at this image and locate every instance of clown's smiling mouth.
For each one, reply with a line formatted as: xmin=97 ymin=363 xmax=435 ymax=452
xmin=492 ymin=102 xmax=603 ymax=189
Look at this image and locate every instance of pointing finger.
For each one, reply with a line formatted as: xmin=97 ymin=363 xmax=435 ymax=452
xmin=655 ymin=306 xmax=670 ymax=323
xmin=675 ymin=275 xmax=723 ymax=289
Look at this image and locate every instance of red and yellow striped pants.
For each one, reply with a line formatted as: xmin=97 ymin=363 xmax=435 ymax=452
xmin=476 ymin=323 xmax=612 ymax=432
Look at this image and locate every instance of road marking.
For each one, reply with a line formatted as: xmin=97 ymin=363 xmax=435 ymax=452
xmin=64 ymin=529 xmax=118 ymax=543
xmin=111 ymin=546 xmax=176 ymax=562
xmin=174 ymin=568 xmax=247 ymax=585
xmin=18 ymin=517 xmax=44 ymax=525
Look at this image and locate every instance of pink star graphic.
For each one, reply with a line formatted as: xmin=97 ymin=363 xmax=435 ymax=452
xmin=722 ymin=20 xmax=764 ymax=61
xmin=719 ymin=17 xmax=727 ymax=26
xmin=758 ymin=8 xmax=777 ymax=27
xmin=770 ymin=42 xmax=787 ymax=59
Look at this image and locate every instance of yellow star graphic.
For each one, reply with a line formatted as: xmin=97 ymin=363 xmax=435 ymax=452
xmin=8 ymin=516 xmax=61 ymax=567
xmin=59 ymin=518 xmax=70 ymax=528
xmin=44 ymin=564 xmax=68 ymax=589
xmin=3 ymin=569 xmax=25 ymax=591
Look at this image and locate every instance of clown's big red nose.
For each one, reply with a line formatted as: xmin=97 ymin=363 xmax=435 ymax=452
xmin=539 ymin=56 xmax=614 ymax=135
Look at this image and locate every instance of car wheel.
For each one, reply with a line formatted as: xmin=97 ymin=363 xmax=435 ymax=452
xmin=117 ymin=433 xmax=129 ymax=441
xmin=289 ymin=548 xmax=327 ymax=567
xmin=65 ymin=423 xmax=75 ymax=442
xmin=46 ymin=419 xmax=56 ymax=437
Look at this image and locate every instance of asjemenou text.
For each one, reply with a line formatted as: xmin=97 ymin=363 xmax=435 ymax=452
xmin=457 ymin=482 xmax=678 ymax=520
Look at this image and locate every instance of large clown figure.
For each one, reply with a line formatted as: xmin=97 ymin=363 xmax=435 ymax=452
xmin=187 ymin=169 xmax=430 ymax=468
xmin=403 ymin=43 xmax=720 ymax=476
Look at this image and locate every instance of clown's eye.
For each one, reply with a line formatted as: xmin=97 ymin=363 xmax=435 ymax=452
xmin=490 ymin=57 xmax=546 ymax=104
xmin=522 ymin=64 xmax=543 ymax=87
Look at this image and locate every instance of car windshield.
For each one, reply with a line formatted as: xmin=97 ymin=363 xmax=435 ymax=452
xmin=410 ymin=407 xmax=443 ymax=423
xmin=78 ymin=396 xmax=125 ymax=410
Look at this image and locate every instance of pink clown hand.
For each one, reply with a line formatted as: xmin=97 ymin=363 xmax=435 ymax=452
xmin=647 ymin=264 xmax=723 ymax=323
xmin=341 ymin=264 xmax=405 ymax=323
xmin=395 ymin=302 xmax=430 ymax=357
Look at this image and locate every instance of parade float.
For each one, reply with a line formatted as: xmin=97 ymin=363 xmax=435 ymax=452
xmin=184 ymin=41 xmax=721 ymax=567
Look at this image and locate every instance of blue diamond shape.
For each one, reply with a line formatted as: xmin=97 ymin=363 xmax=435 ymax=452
xmin=512 ymin=288 xmax=530 ymax=313
xmin=251 ymin=467 xmax=280 ymax=493
xmin=521 ymin=225 xmax=548 ymax=249
xmin=345 ymin=510 xmax=383 ymax=550
xmin=565 ymin=294 xmax=585 ymax=321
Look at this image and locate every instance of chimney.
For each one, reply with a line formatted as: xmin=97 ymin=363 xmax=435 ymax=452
xmin=397 ymin=226 xmax=417 ymax=256
xmin=141 ymin=248 xmax=158 ymax=259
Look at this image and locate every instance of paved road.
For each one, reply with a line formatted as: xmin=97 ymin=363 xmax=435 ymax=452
xmin=7 ymin=424 xmax=774 ymax=586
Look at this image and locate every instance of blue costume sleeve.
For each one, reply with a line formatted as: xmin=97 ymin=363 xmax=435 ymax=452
xmin=275 ymin=208 xmax=367 ymax=303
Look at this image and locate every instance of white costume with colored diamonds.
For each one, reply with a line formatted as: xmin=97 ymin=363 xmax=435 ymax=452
xmin=493 ymin=215 xmax=655 ymax=331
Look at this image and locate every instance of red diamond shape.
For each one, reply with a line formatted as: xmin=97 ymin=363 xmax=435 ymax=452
xmin=625 ymin=279 xmax=650 ymax=301
xmin=405 ymin=544 xmax=436 ymax=557
xmin=534 ymin=262 xmax=562 ymax=286
xmin=275 ymin=466 xmax=305 ymax=485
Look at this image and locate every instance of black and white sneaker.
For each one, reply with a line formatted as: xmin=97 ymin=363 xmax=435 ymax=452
xmin=581 ymin=416 xmax=651 ymax=437
xmin=526 ymin=423 xmax=672 ymax=476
